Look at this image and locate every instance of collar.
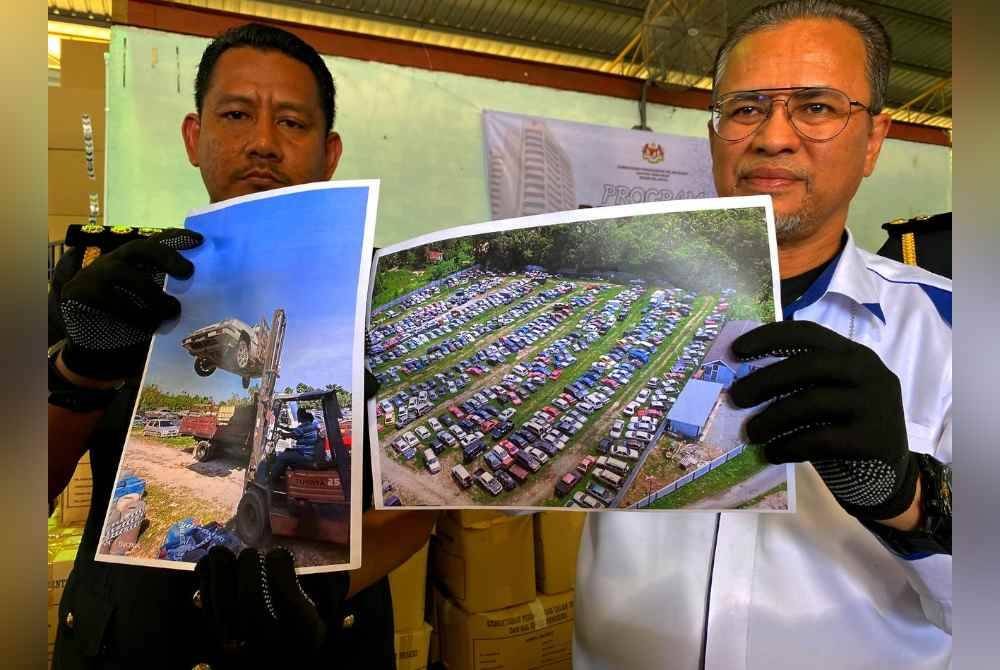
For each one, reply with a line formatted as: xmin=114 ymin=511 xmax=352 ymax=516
xmin=782 ymin=230 xmax=886 ymax=325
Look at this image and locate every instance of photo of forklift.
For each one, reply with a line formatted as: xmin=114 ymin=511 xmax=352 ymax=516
xmin=235 ymin=389 xmax=352 ymax=548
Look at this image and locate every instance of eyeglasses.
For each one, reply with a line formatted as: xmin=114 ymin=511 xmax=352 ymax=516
xmin=709 ymin=87 xmax=874 ymax=142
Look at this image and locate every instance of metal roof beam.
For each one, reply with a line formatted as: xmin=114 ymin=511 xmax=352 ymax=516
xmin=839 ymin=1 xmax=950 ymax=31
xmin=891 ymin=59 xmax=951 ymax=79
xmin=269 ymin=0 xmax=622 ymax=59
xmin=564 ymin=0 xmax=645 ymax=19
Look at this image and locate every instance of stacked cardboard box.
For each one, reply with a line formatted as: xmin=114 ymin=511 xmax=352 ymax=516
xmin=47 ymin=515 xmax=83 ymax=668
xmin=428 ymin=511 xmax=580 ymax=670
xmin=59 ymin=452 xmax=92 ymax=526
xmin=395 ymin=621 xmax=434 ymax=670
xmin=433 ymin=589 xmax=574 ymax=670
xmin=390 ymin=541 xmax=432 ymax=669
xmin=533 ymin=511 xmax=586 ymax=594
xmin=431 ymin=511 xmax=535 ymax=613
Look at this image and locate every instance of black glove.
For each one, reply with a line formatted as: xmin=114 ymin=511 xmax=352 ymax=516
xmin=194 ymin=546 xmax=348 ymax=666
xmin=58 ymin=228 xmax=203 ymax=380
xmin=729 ymin=320 xmax=919 ymax=521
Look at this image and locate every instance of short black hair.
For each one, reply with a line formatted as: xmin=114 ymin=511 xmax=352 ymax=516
xmin=297 ymin=408 xmax=313 ymax=422
xmin=195 ymin=23 xmax=336 ymax=133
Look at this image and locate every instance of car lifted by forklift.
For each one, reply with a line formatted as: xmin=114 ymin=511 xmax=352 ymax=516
xmin=179 ymin=308 xmax=352 ymax=548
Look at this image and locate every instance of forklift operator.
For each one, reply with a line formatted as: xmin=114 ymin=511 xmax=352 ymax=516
xmin=48 ymin=22 xmax=438 ymax=669
xmin=269 ymin=408 xmax=324 ymax=484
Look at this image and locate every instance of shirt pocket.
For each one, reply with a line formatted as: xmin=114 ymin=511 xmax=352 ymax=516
xmin=56 ymin=569 xmax=115 ymax=659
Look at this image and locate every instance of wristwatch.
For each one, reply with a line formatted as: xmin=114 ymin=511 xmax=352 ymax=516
xmin=862 ymin=452 xmax=952 ymax=557
xmin=48 ymin=340 xmax=123 ymax=412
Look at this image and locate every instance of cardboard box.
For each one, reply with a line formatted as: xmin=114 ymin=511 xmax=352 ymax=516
xmin=390 ymin=541 xmax=430 ymax=631
xmin=47 ymin=536 xmax=83 ymax=667
xmin=434 ymin=589 xmax=574 ymax=670
xmin=395 ymin=622 xmax=433 ymax=670
xmin=59 ymin=452 xmax=92 ymax=526
xmin=431 ymin=512 xmax=535 ymax=614
xmin=533 ymin=512 xmax=586 ymax=594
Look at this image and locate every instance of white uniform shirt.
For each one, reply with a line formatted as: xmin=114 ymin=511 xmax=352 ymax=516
xmin=574 ymin=231 xmax=952 ymax=670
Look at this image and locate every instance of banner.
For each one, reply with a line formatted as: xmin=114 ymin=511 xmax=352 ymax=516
xmin=483 ymin=110 xmax=716 ymax=219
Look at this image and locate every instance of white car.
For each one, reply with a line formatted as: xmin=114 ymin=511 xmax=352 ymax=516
xmin=423 ymin=448 xmax=441 ymax=474
xmin=624 ymin=430 xmax=652 ymax=442
xmin=527 ymin=447 xmax=550 ymax=465
xmin=427 ymin=417 xmax=443 ymax=432
xmin=636 ymin=389 xmax=651 ymax=404
xmin=414 ymin=425 xmax=432 ymax=441
xmin=610 ymin=419 xmax=625 ymax=439
xmin=622 ymin=401 xmax=641 ymax=416
xmin=611 ymin=445 xmax=641 ymax=461
xmin=402 ymin=431 xmax=420 ymax=448
xmin=500 ymin=408 xmax=517 ymax=421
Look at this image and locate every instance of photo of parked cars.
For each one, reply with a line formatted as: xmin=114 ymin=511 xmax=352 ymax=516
xmin=367 ymin=199 xmax=789 ymax=510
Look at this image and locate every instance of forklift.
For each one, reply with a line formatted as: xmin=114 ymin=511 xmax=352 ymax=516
xmin=183 ymin=307 xmax=351 ymax=548
xmin=235 ymin=389 xmax=352 ymax=547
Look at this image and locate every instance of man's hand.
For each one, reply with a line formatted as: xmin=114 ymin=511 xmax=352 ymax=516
xmin=729 ymin=321 xmax=919 ymax=521
xmin=194 ymin=546 xmax=347 ymax=665
xmin=58 ymin=228 xmax=203 ymax=382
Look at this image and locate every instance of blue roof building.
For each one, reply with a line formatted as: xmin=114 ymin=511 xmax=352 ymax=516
xmin=700 ymin=320 xmax=781 ymax=389
xmin=667 ymin=379 xmax=724 ymax=439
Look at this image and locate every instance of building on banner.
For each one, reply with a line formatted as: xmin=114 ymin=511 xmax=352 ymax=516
xmin=483 ymin=110 xmax=716 ymax=219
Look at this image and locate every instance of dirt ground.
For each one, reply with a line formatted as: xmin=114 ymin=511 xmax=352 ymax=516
xmin=748 ymin=490 xmax=788 ymax=510
xmin=118 ymin=437 xmax=349 ymax=567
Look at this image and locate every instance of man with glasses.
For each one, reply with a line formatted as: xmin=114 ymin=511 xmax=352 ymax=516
xmin=574 ymin=2 xmax=951 ymax=669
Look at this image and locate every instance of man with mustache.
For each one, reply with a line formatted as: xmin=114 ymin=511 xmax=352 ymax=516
xmin=574 ymin=2 xmax=952 ymax=669
xmin=48 ymin=23 xmax=436 ymax=668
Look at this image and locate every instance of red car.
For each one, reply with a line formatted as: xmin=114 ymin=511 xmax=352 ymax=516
xmin=480 ymin=419 xmax=499 ymax=433
xmin=498 ymin=438 xmax=520 ymax=457
xmin=507 ymin=392 xmax=522 ymax=406
xmin=448 ymin=405 xmax=465 ymax=419
xmin=576 ymin=455 xmax=596 ymax=475
xmin=542 ymin=406 xmax=560 ymax=418
xmin=548 ymin=369 xmax=563 ymax=380
xmin=508 ymin=464 xmax=531 ymax=483
xmin=555 ymin=470 xmax=582 ymax=497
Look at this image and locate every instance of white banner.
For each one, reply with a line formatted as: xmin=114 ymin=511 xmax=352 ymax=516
xmin=483 ymin=110 xmax=716 ymax=219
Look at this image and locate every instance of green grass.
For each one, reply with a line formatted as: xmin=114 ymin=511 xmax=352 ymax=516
xmin=647 ymin=445 xmax=770 ymax=509
xmin=371 ymin=268 xmax=432 ymax=309
xmin=738 ymin=482 xmax=788 ymax=509
xmin=129 ymin=427 xmax=197 ymax=451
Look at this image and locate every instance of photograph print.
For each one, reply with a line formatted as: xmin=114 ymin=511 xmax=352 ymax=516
xmin=97 ymin=181 xmax=377 ymax=573
xmin=368 ymin=196 xmax=791 ymax=511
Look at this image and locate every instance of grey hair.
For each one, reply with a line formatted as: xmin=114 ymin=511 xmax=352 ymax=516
xmin=712 ymin=0 xmax=892 ymax=113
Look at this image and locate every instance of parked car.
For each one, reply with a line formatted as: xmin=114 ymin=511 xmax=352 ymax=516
xmin=527 ymin=446 xmax=550 ymax=465
xmin=555 ymin=470 xmax=582 ymax=496
xmin=414 ymin=425 xmax=432 ymax=441
xmin=423 ymin=448 xmax=441 ymax=474
xmin=475 ymin=469 xmax=503 ymax=496
xmin=402 ymin=431 xmax=420 ymax=448
xmin=572 ymin=491 xmax=602 ymax=509
xmin=143 ymin=418 xmax=180 ymax=438
xmin=496 ymin=469 xmax=518 ymax=491
xmin=508 ymin=463 xmax=531 ymax=482
xmin=610 ymin=419 xmax=624 ymax=439
xmin=587 ymin=481 xmax=615 ymax=505
xmin=576 ymin=455 xmax=596 ymax=474
xmin=451 ymin=464 xmax=473 ymax=489
xmin=611 ymin=445 xmax=641 ymax=461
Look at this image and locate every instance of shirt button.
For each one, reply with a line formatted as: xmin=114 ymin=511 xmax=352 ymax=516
xmin=64 ymin=611 xmax=75 ymax=629
xmin=342 ymin=613 xmax=355 ymax=629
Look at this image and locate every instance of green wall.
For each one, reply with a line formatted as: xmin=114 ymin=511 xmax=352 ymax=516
xmin=106 ymin=26 xmax=950 ymax=252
